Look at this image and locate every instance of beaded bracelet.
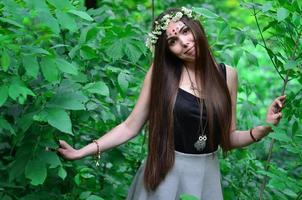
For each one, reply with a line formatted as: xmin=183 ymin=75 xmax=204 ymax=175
xmin=249 ymin=128 xmax=261 ymax=142
xmin=93 ymin=140 xmax=101 ymax=166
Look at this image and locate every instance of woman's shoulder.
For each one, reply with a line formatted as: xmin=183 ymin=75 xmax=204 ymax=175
xmin=224 ymin=64 xmax=238 ymax=93
xmin=224 ymin=64 xmax=237 ymax=80
xmin=224 ymin=64 xmax=236 ymax=73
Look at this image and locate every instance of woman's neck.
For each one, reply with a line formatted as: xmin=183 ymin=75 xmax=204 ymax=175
xmin=184 ymin=61 xmax=195 ymax=71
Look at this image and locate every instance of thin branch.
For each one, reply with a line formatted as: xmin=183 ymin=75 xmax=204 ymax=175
xmin=259 ymin=30 xmax=301 ymax=199
xmin=152 ymin=0 xmax=155 ymax=22
xmin=259 ymin=73 xmax=289 ymax=200
xmin=252 ymin=6 xmax=285 ymax=81
xmin=120 ymin=59 xmax=147 ymax=73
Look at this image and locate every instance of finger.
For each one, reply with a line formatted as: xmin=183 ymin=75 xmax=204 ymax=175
xmin=272 ymin=112 xmax=282 ymax=119
xmin=278 ymin=95 xmax=286 ymax=100
xmin=274 ymin=99 xmax=283 ymax=109
xmin=59 ymin=140 xmax=72 ymax=149
xmin=57 ymin=148 xmax=69 ymax=159
xmin=57 ymin=148 xmax=65 ymax=154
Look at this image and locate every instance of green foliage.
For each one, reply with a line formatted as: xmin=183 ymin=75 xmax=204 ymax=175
xmin=0 ymin=0 xmax=148 ymax=199
xmin=0 ymin=0 xmax=301 ymax=200
xmin=180 ymin=193 xmax=199 ymax=200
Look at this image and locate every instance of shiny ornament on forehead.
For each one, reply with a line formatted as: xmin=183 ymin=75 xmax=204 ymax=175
xmin=167 ymin=24 xmax=185 ymax=37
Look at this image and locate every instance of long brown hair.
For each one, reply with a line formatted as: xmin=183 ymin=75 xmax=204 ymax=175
xmin=144 ymin=8 xmax=232 ymax=191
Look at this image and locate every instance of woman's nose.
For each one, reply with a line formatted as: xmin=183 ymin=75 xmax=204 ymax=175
xmin=180 ymin=38 xmax=189 ymax=48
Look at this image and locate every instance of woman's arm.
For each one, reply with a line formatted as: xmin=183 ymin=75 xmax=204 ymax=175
xmin=58 ymin=65 xmax=153 ymax=160
xmin=225 ymin=65 xmax=286 ymax=149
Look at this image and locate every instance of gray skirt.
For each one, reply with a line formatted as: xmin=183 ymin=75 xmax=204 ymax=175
xmin=126 ymin=150 xmax=223 ymax=200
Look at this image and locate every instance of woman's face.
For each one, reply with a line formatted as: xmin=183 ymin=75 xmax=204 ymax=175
xmin=166 ymin=20 xmax=196 ymax=62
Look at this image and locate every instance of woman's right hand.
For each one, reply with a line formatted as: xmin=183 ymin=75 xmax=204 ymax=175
xmin=57 ymin=140 xmax=82 ymax=160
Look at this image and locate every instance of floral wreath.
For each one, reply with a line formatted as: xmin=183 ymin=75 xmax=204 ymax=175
xmin=145 ymin=7 xmax=200 ymax=51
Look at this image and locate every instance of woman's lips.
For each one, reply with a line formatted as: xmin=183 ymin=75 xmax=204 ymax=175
xmin=185 ymin=47 xmax=195 ymax=55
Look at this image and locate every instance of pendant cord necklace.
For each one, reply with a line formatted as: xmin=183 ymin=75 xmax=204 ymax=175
xmin=184 ymin=65 xmax=208 ymax=152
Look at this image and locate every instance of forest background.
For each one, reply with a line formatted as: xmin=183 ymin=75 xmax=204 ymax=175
xmin=0 ymin=0 xmax=301 ymax=199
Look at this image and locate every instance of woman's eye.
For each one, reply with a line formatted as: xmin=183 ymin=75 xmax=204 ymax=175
xmin=169 ymin=39 xmax=176 ymax=46
xmin=183 ymin=28 xmax=189 ymax=34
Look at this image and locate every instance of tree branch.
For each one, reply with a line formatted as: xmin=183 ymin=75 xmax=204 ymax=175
xmin=257 ymin=9 xmax=302 ymax=200
xmin=252 ymin=6 xmax=285 ymax=81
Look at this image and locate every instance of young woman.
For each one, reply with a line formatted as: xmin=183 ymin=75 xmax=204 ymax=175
xmin=58 ymin=7 xmax=286 ymax=200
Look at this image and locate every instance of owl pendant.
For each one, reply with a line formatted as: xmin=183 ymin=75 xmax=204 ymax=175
xmin=194 ymin=135 xmax=207 ymax=151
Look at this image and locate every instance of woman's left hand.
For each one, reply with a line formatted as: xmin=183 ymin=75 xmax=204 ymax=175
xmin=266 ymin=95 xmax=286 ymax=125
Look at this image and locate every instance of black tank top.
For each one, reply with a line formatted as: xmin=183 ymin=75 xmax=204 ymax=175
xmin=174 ymin=63 xmax=227 ymax=154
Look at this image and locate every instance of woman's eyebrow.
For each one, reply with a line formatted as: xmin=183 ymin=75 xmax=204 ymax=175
xmin=166 ymin=25 xmax=187 ymax=40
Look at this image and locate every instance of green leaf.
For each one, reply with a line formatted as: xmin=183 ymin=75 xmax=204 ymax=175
xmin=16 ymin=113 xmax=34 ymax=134
xmin=1 ymin=194 xmax=12 ymax=200
xmin=180 ymin=193 xmax=199 ymax=200
xmin=38 ymin=151 xmax=61 ymax=168
xmin=235 ymin=31 xmax=245 ymax=45
xmin=37 ymin=10 xmax=60 ymax=34
xmin=269 ymin=178 xmax=286 ymax=190
xmin=56 ymin=10 xmax=77 ymax=32
xmin=193 ymin=7 xmax=219 ymax=19
xmin=47 ymin=91 xmax=88 ymax=110
xmin=233 ymin=50 xmax=242 ymax=66
xmin=56 ymin=58 xmax=78 ymax=75
xmin=292 ymin=120 xmax=299 ymax=135
xmin=262 ymin=21 xmax=277 ymax=32
xmin=1 ymin=50 xmax=10 ymax=71
xmin=277 ymin=8 xmax=289 ymax=22
xmin=26 ymin=46 xmax=50 ymax=55
xmin=25 ymin=160 xmax=47 ymax=186
xmin=40 ymin=57 xmax=59 ymax=82
xmin=80 ymin=192 xmax=92 ymax=199
xmin=86 ymin=195 xmax=104 ymax=200
xmin=245 ymin=51 xmax=259 ymax=66
xmin=47 ymin=0 xmax=73 ymax=10
xmin=0 ymin=17 xmax=24 ymax=28
xmin=283 ymin=189 xmax=297 ymax=198
xmin=262 ymin=2 xmax=272 ymax=12
xmin=9 ymin=148 xmax=31 ymax=182
xmin=118 ymin=71 xmax=129 ymax=92
xmin=80 ymin=45 xmax=97 ymax=60
xmin=58 ymin=166 xmax=67 ymax=180
xmin=46 ymin=108 xmax=73 ymax=134
xmin=84 ymin=81 xmax=109 ymax=96
xmin=105 ymin=40 xmax=124 ymax=61
xmin=292 ymin=12 xmax=301 ymax=27
xmin=0 ymin=117 xmax=15 ymax=135
xmin=69 ymin=44 xmax=81 ymax=59
xmin=268 ymin=131 xmax=291 ymax=142
xmin=0 ymin=85 xmax=8 ymax=106
xmin=124 ymin=42 xmax=142 ymax=63
xmin=284 ymin=60 xmax=298 ymax=69
xmin=22 ymin=55 xmax=39 ymax=78
xmin=68 ymin=10 xmax=94 ymax=21
xmin=74 ymin=174 xmax=81 ymax=185
xmin=8 ymin=83 xmax=35 ymax=103
xmin=33 ymin=110 xmax=48 ymax=122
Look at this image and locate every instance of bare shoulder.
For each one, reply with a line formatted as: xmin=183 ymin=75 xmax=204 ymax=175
xmin=144 ymin=64 xmax=153 ymax=84
xmin=225 ymin=64 xmax=238 ymax=94
xmin=225 ymin=64 xmax=237 ymax=80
